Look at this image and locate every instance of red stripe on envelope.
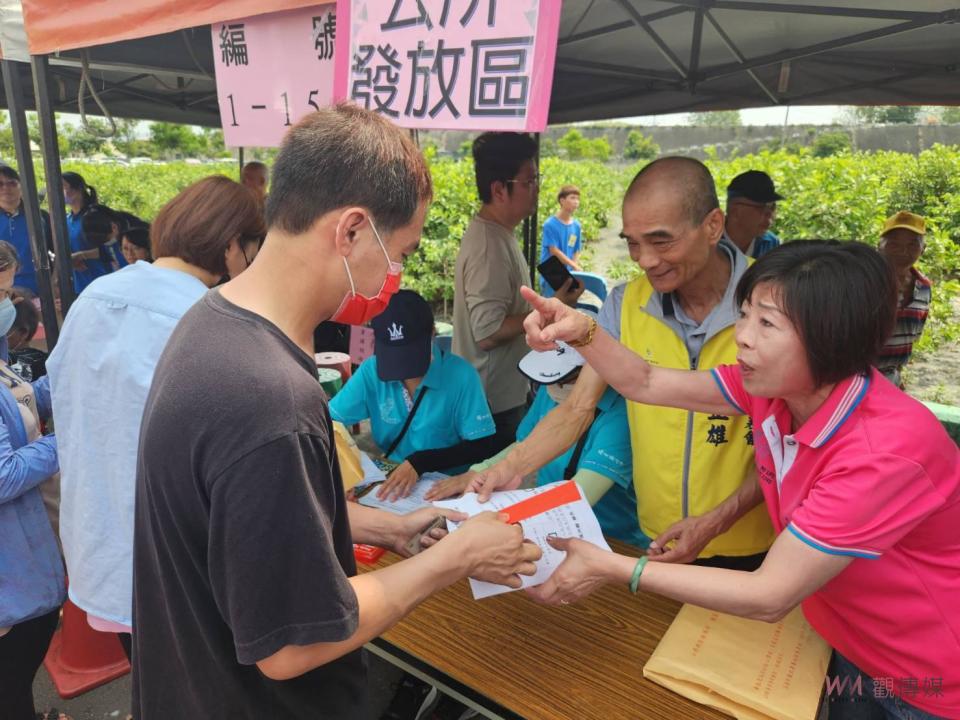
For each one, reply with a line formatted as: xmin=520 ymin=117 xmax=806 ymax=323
xmin=499 ymin=481 xmax=581 ymax=524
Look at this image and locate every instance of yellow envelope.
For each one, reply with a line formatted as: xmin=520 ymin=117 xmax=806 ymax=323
xmin=643 ymin=604 xmax=830 ymax=720
xmin=332 ymin=421 xmax=364 ymax=492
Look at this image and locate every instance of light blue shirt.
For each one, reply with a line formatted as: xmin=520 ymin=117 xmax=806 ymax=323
xmin=517 ymin=385 xmax=649 ymax=548
xmin=47 ymin=261 xmax=209 ymax=626
xmin=0 ymin=374 xmax=64 ymax=627
xmin=330 ymin=343 xmax=495 ymax=472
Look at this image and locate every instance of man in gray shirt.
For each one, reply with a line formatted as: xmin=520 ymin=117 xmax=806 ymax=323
xmin=453 ymin=132 xmax=581 ymax=448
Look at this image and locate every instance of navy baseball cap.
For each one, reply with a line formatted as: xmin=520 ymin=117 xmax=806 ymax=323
xmin=727 ymin=170 xmax=784 ymax=203
xmin=370 ymin=290 xmax=435 ymax=382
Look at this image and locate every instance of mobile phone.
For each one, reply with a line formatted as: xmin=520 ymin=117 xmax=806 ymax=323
xmin=537 ymin=255 xmax=580 ymax=293
xmin=403 ymin=515 xmax=447 ymax=556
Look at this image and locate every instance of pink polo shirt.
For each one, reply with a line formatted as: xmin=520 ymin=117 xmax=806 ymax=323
xmin=713 ymin=366 xmax=960 ymax=717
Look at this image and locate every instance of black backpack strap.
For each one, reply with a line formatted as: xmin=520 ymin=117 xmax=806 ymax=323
xmin=384 ymin=387 xmax=429 ymax=459
xmin=563 ymin=407 xmax=601 ymax=480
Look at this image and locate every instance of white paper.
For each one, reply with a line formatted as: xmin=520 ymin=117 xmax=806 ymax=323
xmin=356 ymin=471 xmax=447 ymax=515
xmin=359 ymin=452 xmax=387 ymax=484
xmin=433 ymin=481 xmax=611 ymax=599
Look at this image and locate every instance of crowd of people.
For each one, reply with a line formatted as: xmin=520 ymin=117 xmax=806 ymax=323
xmin=0 ymin=103 xmax=955 ymax=720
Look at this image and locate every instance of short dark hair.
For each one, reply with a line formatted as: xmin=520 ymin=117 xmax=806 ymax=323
xmin=151 ymin=176 xmax=265 ymax=275
xmin=557 ymin=185 xmax=580 ymax=202
xmin=9 ymin=288 xmax=39 ymax=343
xmin=472 ymin=132 xmax=538 ymax=204
xmin=267 ymin=103 xmax=432 ymax=235
xmin=122 ymin=225 xmax=152 ymax=260
xmin=627 ymin=156 xmax=719 ymax=226
xmin=242 ymin=161 xmax=268 ymax=174
xmin=735 ymin=240 xmax=896 ymax=387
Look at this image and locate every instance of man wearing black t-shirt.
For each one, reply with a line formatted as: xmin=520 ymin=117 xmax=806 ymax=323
xmin=132 ymin=105 xmax=540 ymax=719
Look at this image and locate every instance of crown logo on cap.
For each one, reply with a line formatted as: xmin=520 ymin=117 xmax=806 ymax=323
xmin=387 ymin=322 xmax=404 ymax=341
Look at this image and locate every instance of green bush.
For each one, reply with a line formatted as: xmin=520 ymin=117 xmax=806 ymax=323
xmin=623 ymin=130 xmax=659 ymax=161
xmin=811 ymin=130 xmax=852 ymax=157
xmin=20 ymin=146 xmax=958 ymax=351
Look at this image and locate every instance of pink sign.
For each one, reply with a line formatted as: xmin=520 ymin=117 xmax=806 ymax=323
xmin=213 ymin=5 xmax=337 ymax=147
xmin=333 ymin=0 xmax=561 ymax=131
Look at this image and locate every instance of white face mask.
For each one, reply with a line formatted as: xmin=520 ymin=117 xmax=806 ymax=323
xmin=546 ymin=382 xmax=574 ymax=405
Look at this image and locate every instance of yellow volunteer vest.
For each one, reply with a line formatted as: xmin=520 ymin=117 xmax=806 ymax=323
xmin=621 ymin=277 xmax=774 ymax=558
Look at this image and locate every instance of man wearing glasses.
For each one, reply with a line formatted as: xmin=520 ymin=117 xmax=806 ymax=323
xmin=723 ymin=170 xmax=783 ymax=259
xmin=453 ymin=132 xmax=582 ymax=450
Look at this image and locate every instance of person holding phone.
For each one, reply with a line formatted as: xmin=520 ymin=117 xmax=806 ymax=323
xmin=453 ymin=133 xmax=583 ymax=451
xmin=539 ymin=184 xmax=583 ymax=298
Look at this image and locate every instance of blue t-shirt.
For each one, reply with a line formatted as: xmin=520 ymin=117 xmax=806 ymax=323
xmin=540 ymin=215 xmax=582 ymax=298
xmin=67 ymin=211 xmax=111 ymax=294
xmin=330 ymin=343 xmax=495 ymax=473
xmin=517 ymin=385 xmax=648 ymax=548
xmin=46 ymin=261 xmax=210 ymax=625
xmin=540 ymin=215 xmax=582 ymax=266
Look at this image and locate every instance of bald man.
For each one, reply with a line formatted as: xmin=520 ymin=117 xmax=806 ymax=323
xmin=471 ymin=157 xmax=774 ymax=570
xmin=240 ymin=161 xmax=269 ymax=208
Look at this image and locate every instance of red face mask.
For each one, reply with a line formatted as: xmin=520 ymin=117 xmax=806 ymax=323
xmin=331 ymin=219 xmax=403 ymax=325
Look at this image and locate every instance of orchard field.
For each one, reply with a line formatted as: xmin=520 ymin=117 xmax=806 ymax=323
xmin=55 ymin=143 xmax=960 ymax=365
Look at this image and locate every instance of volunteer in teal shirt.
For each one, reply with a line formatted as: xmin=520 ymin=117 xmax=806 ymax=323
xmin=516 ymin=384 xmax=646 ymax=548
xmin=426 ymin=324 xmax=649 ymax=549
xmin=329 ymin=290 xmax=498 ymax=500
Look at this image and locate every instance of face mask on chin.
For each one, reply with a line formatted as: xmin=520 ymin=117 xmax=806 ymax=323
xmin=0 ymin=297 xmax=16 ymax=337
xmin=331 ymin=218 xmax=402 ymax=326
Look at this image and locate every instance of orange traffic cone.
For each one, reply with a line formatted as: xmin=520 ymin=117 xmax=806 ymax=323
xmin=43 ymin=598 xmax=130 ymax=698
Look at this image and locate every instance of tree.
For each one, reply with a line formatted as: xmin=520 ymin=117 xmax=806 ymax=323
xmin=811 ymin=130 xmax=851 ymax=157
xmin=687 ymin=110 xmax=742 ymax=127
xmin=940 ymin=106 xmax=960 ymax=124
xmin=149 ymin=122 xmax=206 ymax=158
xmin=623 ymin=129 xmax=659 ymax=160
xmin=849 ymin=106 xmax=921 ymax=124
xmin=558 ymin=129 xmax=587 ymax=160
xmin=557 ymin=129 xmax=611 ymax=161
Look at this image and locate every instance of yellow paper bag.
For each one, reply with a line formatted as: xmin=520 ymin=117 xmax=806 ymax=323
xmin=643 ymin=605 xmax=830 ymax=720
xmin=332 ymin=421 xmax=364 ymax=492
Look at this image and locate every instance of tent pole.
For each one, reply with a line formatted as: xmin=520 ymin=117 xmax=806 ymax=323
xmin=31 ymin=53 xmax=77 ymax=317
xmin=523 ymin=133 xmax=541 ymax=288
xmin=238 ymin=147 xmax=245 ymax=173
xmin=1 ymin=60 xmax=61 ymax=348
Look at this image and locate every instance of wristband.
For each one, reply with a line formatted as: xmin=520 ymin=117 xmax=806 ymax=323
xmin=629 ymin=556 xmax=649 ymax=594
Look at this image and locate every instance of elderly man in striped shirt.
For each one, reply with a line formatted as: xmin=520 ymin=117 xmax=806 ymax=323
xmin=876 ymin=211 xmax=932 ymax=387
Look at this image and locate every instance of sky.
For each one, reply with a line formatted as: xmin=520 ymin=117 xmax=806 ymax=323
xmin=621 ymin=104 xmax=844 ymax=126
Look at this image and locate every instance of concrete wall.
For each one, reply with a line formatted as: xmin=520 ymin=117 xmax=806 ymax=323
xmin=423 ymin=124 xmax=960 ymax=160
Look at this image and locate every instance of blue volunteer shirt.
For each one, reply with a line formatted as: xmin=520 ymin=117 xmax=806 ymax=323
xmin=66 ymin=211 xmax=111 ymax=294
xmin=330 ymin=343 xmax=495 ymax=472
xmin=0 ymin=206 xmax=48 ymax=294
xmin=46 ymin=261 xmax=209 ymax=626
xmin=517 ymin=385 xmax=649 ymax=548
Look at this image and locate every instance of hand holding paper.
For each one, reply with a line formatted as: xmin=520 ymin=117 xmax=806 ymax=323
xmin=434 ymin=481 xmax=611 ymax=599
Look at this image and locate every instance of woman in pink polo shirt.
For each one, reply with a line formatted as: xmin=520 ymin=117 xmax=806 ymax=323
xmin=521 ymin=240 xmax=959 ymax=720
